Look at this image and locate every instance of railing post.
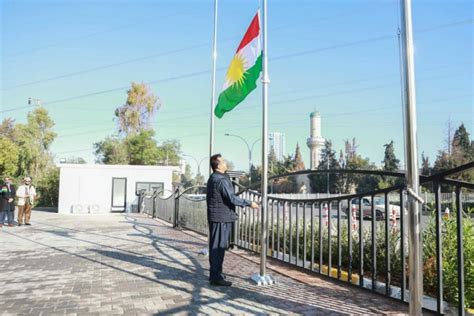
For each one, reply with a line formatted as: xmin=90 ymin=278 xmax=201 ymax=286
xmin=231 ymin=179 xmax=240 ymax=249
xmin=434 ymin=182 xmax=443 ymax=314
xmin=455 ymin=186 xmax=465 ymax=315
xmin=136 ymin=190 xmax=144 ymax=214
xmin=152 ymin=190 xmax=157 ymax=218
xmin=174 ymin=187 xmax=180 ymax=228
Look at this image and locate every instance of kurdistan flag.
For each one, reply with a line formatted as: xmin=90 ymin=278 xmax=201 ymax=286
xmin=214 ymin=12 xmax=262 ymax=119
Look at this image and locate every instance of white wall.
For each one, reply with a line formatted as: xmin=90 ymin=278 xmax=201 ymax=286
xmin=58 ymin=164 xmax=178 ymax=214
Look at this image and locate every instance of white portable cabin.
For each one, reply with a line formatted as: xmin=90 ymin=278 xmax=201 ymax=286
xmin=58 ymin=164 xmax=178 ymax=214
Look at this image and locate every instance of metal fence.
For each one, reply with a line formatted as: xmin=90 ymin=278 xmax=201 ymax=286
xmin=137 ymin=162 xmax=473 ymax=315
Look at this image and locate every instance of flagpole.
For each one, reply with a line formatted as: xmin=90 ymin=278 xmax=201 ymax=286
xmin=251 ymin=0 xmax=274 ymax=286
xmin=209 ymin=0 xmax=218 ymax=176
xmin=400 ymin=0 xmax=423 ymax=314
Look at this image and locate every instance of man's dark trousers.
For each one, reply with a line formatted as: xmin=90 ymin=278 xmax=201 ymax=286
xmin=208 ymin=221 xmax=232 ymax=282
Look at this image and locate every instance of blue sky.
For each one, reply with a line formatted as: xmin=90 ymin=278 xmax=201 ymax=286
xmin=1 ymin=0 xmax=472 ymax=175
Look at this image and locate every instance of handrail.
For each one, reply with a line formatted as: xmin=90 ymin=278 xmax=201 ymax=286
xmin=175 ymin=185 xmax=207 ymax=199
xmin=154 ymin=189 xmax=176 ymax=200
xmin=236 ymin=162 xmax=474 ymax=194
xmin=264 ymin=185 xmax=405 ymax=203
xmin=423 ymin=161 xmax=474 ymax=181
xmin=152 ymin=164 xmax=473 ymax=314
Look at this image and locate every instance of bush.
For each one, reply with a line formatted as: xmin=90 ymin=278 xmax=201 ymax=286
xmin=36 ymin=167 xmax=59 ymax=207
xmin=245 ymin=209 xmax=473 ymax=310
xmin=423 ymin=210 xmax=474 ymax=309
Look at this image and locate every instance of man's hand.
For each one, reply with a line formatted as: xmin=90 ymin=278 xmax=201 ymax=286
xmin=8 ymin=198 xmax=13 ymax=203
xmin=250 ymin=201 xmax=259 ymax=209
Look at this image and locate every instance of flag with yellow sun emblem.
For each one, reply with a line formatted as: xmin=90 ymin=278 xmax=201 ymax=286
xmin=214 ymin=12 xmax=262 ymax=118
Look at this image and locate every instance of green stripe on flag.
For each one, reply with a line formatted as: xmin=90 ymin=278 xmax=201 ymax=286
xmin=214 ymin=54 xmax=262 ymax=119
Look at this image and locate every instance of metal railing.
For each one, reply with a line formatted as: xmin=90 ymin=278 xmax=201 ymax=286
xmin=138 ymin=162 xmax=473 ymax=314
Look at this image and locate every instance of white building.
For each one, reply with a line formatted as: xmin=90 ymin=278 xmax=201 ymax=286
xmin=269 ymin=132 xmax=286 ymax=161
xmin=307 ymin=111 xmax=325 ymax=169
xmin=58 ymin=164 xmax=179 ymax=214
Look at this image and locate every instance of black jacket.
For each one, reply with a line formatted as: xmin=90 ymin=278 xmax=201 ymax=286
xmin=206 ymin=171 xmax=251 ymax=223
xmin=0 ymin=183 xmax=16 ymax=212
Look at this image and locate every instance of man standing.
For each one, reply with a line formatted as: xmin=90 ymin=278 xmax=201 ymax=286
xmin=16 ymin=177 xmax=36 ymax=226
xmin=206 ymin=154 xmax=259 ymax=286
xmin=0 ymin=177 xmax=16 ymax=227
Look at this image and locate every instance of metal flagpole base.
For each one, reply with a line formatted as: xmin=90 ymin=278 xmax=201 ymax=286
xmin=250 ymin=273 xmax=275 ymax=286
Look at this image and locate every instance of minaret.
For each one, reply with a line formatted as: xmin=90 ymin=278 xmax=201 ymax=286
xmin=306 ymin=111 xmax=325 ymax=169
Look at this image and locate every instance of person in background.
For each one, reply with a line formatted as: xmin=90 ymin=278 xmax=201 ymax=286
xmin=16 ymin=176 xmax=36 ymax=226
xmin=206 ymin=154 xmax=259 ymax=286
xmin=0 ymin=177 xmax=16 ymax=227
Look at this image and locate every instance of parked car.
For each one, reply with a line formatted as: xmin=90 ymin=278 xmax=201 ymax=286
xmin=185 ymin=194 xmax=206 ymax=201
xmin=343 ymin=196 xmax=401 ymax=220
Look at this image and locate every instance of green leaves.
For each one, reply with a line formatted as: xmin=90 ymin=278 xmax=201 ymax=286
xmin=94 ymin=130 xmax=181 ymax=166
xmin=0 ymin=137 xmax=20 ymax=177
xmin=423 ymin=209 xmax=474 ymax=309
xmin=115 ymin=82 xmax=160 ymax=136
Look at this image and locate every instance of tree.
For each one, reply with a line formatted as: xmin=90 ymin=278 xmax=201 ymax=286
xmin=115 ymin=82 xmax=160 ymax=135
xmin=63 ymin=157 xmax=87 ymax=164
xmin=308 ymin=140 xmax=341 ymax=193
xmin=0 ymin=138 xmax=20 ymax=177
xmin=433 ymin=150 xmax=455 ymax=173
xmin=380 ymin=140 xmax=403 ymax=188
xmin=158 ymin=140 xmax=181 ymax=165
xmin=195 ymin=173 xmax=205 ymax=186
xmin=451 ymin=123 xmax=474 ymax=166
xmin=125 ymin=130 xmax=160 ymax=165
xmin=36 ymin=167 xmax=60 ymax=206
xmin=338 ymin=138 xmax=366 ymax=193
xmin=0 ymin=118 xmax=16 ymax=140
xmin=433 ymin=122 xmax=473 ymax=181
xmin=452 ymin=123 xmax=470 ymax=152
xmin=421 ymin=152 xmax=431 ymax=176
xmin=180 ymin=164 xmax=196 ymax=188
xmin=348 ymin=155 xmax=376 ymax=193
xmin=94 ymin=136 xmax=129 ymax=164
xmin=293 ymin=143 xmax=306 ymax=171
xmin=14 ymin=107 xmax=56 ymax=179
xmin=249 ymin=164 xmax=262 ymax=186
xmin=357 ymin=173 xmax=380 ymax=193
xmin=269 ymin=147 xmax=278 ymax=175
xmin=382 ymin=140 xmax=400 ymax=172
xmin=344 ymin=138 xmax=358 ymax=161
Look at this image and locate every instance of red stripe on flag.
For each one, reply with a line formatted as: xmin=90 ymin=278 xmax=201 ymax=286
xmin=236 ymin=12 xmax=260 ymax=53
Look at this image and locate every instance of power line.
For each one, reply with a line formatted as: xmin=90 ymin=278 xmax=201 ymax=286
xmin=2 ymin=9 xmax=197 ymax=59
xmin=2 ymin=10 xmax=363 ymax=90
xmin=50 ymin=91 xmax=472 ymax=140
xmin=2 ymin=18 xmax=470 ymax=114
xmin=272 ymin=19 xmax=473 ymax=62
xmin=2 ymin=43 xmax=211 ymax=90
xmin=41 ymin=69 xmax=474 ymax=136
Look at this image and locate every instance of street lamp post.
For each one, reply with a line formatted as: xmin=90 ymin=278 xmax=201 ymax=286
xmin=224 ymin=133 xmax=260 ymax=187
xmin=183 ymin=154 xmax=207 ymax=182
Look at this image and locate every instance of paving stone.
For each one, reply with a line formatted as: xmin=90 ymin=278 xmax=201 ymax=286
xmin=0 ymin=210 xmax=414 ymax=315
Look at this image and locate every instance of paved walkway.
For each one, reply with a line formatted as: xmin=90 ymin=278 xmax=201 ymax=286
xmin=0 ymin=211 xmax=410 ymax=315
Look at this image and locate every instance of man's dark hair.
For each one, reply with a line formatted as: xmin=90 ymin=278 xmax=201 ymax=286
xmin=210 ymin=154 xmax=222 ymax=171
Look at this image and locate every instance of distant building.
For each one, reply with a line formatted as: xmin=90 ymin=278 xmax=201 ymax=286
xmin=307 ymin=111 xmax=325 ymax=169
xmin=269 ymin=132 xmax=286 ymax=161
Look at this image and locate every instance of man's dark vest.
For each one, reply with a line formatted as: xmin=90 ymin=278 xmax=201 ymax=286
xmin=206 ymin=172 xmax=238 ymax=223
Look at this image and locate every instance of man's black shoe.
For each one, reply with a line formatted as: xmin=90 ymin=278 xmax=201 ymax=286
xmin=210 ymin=279 xmax=232 ymax=287
xmin=25 ymin=223 xmax=31 ymax=226
xmin=209 ymin=274 xmax=226 ymax=281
